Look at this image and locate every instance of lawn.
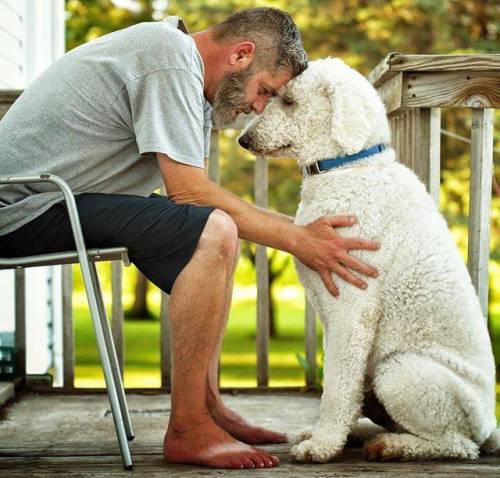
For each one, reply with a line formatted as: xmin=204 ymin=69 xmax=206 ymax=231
xmin=72 ymin=286 xmax=321 ymax=389
xmin=70 ymin=285 xmax=500 ymax=421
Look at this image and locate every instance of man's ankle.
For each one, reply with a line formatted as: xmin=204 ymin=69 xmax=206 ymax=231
xmin=206 ymin=387 xmax=225 ymax=408
xmin=168 ymin=409 xmax=214 ymax=430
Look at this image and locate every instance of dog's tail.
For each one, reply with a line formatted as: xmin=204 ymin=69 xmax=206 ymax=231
xmin=481 ymin=428 xmax=500 ymax=455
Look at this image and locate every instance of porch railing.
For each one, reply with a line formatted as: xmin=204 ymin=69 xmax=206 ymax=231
xmin=368 ymin=53 xmax=499 ymax=319
xmin=1 ymin=52 xmax=498 ymax=393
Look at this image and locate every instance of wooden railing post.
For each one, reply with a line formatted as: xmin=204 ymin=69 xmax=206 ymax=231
xmin=208 ymin=129 xmax=221 ymax=185
xmin=304 ymin=299 xmax=317 ymax=387
xmin=14 ymin=269 xmax=26 ymax=385
xmin=159 ymin=184 xmax=172 ymax=390
xmin=414 ymin=108 xmax=441 ymax=205
xmin=62 ymin=264 xmax=74 ymax=389
xmin=467 ymin=108 xmax=494 ymax=319
xmin=255 ymin=155 xmax=270 ymax=387
xmin=160 ymin=292 xmax=171 ymax=389
xmin=111 ymin=261 xmax=125 ymax=377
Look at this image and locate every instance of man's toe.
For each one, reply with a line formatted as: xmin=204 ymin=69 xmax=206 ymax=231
xmin=240 ymin=456 xmax=255 ymax=468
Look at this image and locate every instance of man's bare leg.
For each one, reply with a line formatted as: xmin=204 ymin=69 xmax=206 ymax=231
xmin=206 ymin=241 xmax=288 ymax=445
xmin=163 ymin=210 xmax=279 ymax=469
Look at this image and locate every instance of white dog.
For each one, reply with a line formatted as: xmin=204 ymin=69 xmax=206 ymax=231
xmin=238 ymin=58 xmax=499 ymax=462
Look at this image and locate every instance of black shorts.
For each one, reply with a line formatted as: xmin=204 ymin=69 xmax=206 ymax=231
xmin=0 ymin=192 xmax=215 ymax=294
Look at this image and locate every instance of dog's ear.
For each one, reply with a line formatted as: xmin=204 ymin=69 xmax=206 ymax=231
xmin=323 ymin=77 xmax=375 ymax=154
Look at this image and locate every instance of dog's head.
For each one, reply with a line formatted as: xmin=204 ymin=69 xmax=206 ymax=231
xmin=238 ymin=58 xmax=391 ymax=164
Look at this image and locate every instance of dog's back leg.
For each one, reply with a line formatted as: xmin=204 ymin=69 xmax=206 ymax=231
xmin=347 ymin=417 xmax=386 ymax=447
xmin=481 ymin=428 xmax=500 ymax=455
xmin=368 ymin=352 xmax=484 ymax=460
xmin=364 ymin=432 xmax=479 ymax=461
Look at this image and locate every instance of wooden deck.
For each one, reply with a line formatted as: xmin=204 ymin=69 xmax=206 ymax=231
xmin=0 ymin=392 xmax=498 ymax=477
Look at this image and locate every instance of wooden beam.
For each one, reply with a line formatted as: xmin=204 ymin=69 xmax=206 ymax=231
xmin=61 ymin=265 xmax=74 ymax=389
xmin=254 ymin=155 xmax=269 ymax=387
xmin=367 ymin=51 xmax=400 ymax=87
xmin=208 ymin=129 xmax=220 ymax=184
xmin=428 ymin=108 xmax=442 ymax=206
xmin=158 ymin=184 xmax=171 ymax=389
xmin=369 ymin=53 xmax=500 ymax=87
xmin=159 ymin=292 xmax=171 ymax=389
xmin=304 ymin=299 xmax=317 ymax=387
xmin=390 ymin=53 xmax=500 ymax=74
xmin=376 ymin=72 xmax=403 ymax=114
xmin=402 ymin=110 xmax=411 ymax=168
xmin=402 ymin=71 xmax=500 ymax=109
xmin=14 ymin=269 xmax=26 ymax=384
xmin=111 ymin=261 xmax=124 ymax=377
xmin=388 ymin=112 xmax=401 ymax=161
xmin=408 ymin=109 xmax=417 ymax=171
xmin=467 ymin=108 xmax=494 ymax=320
xmin=417 ymin=108 xmax=441 ymax=204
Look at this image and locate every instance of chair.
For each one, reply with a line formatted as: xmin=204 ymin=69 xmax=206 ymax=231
xmin=0 ymin=173 xmax=134 ymax=469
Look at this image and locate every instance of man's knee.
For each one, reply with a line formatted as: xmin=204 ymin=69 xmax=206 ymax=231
xmin=198 ymin=209 xmax=238 ymax=261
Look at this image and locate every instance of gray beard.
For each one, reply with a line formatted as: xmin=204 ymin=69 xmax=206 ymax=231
xmin=211 ymin=67 xmax=253 ymax=128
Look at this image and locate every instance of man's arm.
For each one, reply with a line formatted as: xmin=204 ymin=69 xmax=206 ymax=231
xmin=159 ymin=153 xmax=379 ymax=296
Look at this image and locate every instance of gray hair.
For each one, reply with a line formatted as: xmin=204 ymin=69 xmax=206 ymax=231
xmin=211 ymin=7 xmax=308 ymax=77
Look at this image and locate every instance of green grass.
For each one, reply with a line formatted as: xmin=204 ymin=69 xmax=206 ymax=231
xmin=72 ymin=294 xmax=321 ymax=388
xmin=71 ymin=295 xmax=500 ymax=421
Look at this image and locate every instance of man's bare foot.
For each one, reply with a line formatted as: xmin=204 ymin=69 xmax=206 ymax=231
xmin=209 ymin=402 xmax=288 ymax=445
xmin=163 ymin=413 xmax=280 ymax=469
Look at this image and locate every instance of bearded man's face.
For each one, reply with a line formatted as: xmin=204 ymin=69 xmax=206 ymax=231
xmin=212 ymin=66 xmax=255 ymax=128
xmin=211 ymin=66 xmax=292 ymax=128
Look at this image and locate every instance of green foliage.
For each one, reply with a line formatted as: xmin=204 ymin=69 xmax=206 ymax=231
xmin=65 ymin=0 xmax=500 ymax=383
xmin=296 ymin=351 xmax=323 ymax=387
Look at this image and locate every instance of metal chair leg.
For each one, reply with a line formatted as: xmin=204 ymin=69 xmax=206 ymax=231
xmin=89 ymin=262 xmax=135 ymax=441
xmin=83 ymin=262 xmax=133 ymax=469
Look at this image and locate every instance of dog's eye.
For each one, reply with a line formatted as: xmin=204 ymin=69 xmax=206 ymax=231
xmin=281 ymin=97 xmax=294 ymax=106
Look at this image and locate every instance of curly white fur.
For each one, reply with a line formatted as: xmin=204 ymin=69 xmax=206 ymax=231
xmin=240 ymin=58 xmax=499 ymax=462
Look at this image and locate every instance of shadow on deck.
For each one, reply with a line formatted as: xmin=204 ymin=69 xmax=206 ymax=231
xmin=0 ymin=392 xmax=498 ymax=477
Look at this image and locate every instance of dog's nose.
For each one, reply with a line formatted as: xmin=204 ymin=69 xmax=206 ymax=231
xmin=238 ymin=134 xmax=251 ymax=149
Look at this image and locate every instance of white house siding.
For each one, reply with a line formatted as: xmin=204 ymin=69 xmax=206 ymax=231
xmin=0 ymin=0 xmax=65 ymax=381
xmin=0 ymin=0 xmax=24 ymax=88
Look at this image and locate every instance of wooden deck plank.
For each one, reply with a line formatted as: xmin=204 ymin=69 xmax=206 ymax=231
xmin=0 ymin=393 xmax=498 ymax=477
xmin=0 ymin=451 xmax=498 ymax=477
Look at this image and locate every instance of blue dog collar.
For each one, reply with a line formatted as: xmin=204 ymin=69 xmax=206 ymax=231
xmin=300 ymin=144 xmax=387 ymax=177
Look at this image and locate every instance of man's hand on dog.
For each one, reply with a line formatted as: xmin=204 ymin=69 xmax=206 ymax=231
xmin=294 ymin=216 xmax=380 ymax=297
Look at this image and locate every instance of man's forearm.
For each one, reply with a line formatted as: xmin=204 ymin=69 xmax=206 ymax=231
xmin=158 ymin=153 xmax=379 ymax=296
xmin=171 ymin=180 xmax=300 ymax=253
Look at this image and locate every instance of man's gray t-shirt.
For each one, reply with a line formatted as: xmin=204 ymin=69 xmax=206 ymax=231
xmin=0 ymin=16 xmax=212 ymax=236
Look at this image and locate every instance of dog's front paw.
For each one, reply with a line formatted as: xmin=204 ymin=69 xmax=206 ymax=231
xmin=291 ymin=438 xmax=343 ymax=463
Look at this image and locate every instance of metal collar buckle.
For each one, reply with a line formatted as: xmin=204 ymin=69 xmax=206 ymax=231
xmin=301 ymin=162 xmax=321 ymax=177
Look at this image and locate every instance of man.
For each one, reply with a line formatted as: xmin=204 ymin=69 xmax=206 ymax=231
xmin=0 ymin=7 xmax=379 ymax=469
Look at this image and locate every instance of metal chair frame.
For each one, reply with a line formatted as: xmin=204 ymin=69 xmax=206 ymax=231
xmin=0 ymin=173 xmax=134 ymax=470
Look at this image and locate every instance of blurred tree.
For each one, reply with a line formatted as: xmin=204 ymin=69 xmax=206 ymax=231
xmin=65 ymin=0 xmax=499 ymax=337
xmin=66 ymin=0 xmax=159 ymax=50
xmin=126 ymin=272 xmax=154 ymax=320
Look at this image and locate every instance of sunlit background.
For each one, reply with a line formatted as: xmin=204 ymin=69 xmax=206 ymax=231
xmin=61 ymin=1 xmax=500 ymax=395
xmin=0 ymin=2 xmax=498 ymax=408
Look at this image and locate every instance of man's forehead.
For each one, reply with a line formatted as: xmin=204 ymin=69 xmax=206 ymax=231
xmin=261 ymin=70 xmax=293 ymax=92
